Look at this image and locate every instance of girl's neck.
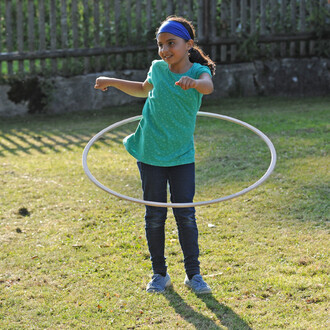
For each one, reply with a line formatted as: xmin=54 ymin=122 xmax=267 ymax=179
xmin=168 ymin=57 xmax=192 ymax=74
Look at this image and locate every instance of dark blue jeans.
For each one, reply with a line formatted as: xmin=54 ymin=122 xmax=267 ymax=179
xmin=137 ymin=161 xmax=200 ymax=277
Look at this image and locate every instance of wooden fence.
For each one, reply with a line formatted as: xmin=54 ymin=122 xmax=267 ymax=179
xmin=0 ymin=0 xmax=329 ymax=77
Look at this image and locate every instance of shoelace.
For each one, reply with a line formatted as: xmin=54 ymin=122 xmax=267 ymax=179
xmin=192 ymin=276 xmax=207 ymax=288
xmin=151 ymin=274 xmax=165 ymax=286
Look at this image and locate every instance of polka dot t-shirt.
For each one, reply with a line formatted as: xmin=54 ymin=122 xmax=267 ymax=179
xmin=123 ymin=60 xmax=211 ymax=167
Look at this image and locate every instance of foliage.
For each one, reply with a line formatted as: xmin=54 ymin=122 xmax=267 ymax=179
xmin=0 ymin=97 xmax=329 ymax=328
xmin=7 ymin=76 xmax=53 ymax=114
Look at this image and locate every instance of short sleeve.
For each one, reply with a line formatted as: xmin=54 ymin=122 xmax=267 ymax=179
xmin=195 ymin=65 xmax=212 ymax=79
xmin=147 ymin=61 xmax=155 ymax=84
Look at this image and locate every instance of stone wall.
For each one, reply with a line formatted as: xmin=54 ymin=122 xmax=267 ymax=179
xmin=0 ymin=57 xmax=329 ymax=117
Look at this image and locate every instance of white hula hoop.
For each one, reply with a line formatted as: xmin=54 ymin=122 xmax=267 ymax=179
xmin=82 ymin=111 xmax=277 ymax=208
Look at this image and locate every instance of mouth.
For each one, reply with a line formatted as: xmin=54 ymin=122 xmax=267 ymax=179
xmin=163 ymin=55 xmax=173 ymax=60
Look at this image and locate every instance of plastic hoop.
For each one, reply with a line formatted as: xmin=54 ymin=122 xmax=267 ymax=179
xmin=82 ymin=111 xmax=277 ymax=208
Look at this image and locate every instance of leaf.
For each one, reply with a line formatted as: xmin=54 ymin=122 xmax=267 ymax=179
xmin=204 ymin=272 xmax=223 ymax=277
xmin=72 ymin=244 xmax=84 ymax=248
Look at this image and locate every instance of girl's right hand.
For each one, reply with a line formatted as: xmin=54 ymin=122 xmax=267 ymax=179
xmin=175 ymin=76 xmax=197 ymax=90
xmin=94 ymin=77 xmax=111 ymax=91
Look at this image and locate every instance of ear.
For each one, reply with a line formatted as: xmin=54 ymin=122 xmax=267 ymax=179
xmin=186 ymin=39 xmax=194 ymax=50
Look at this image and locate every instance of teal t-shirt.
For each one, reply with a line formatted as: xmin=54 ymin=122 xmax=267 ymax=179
xmin=123 ymin=60 xmax=211 ymax=166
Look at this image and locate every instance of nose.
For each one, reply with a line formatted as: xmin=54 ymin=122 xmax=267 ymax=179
xmin=159 ymin=44 xmax=169 ymax=53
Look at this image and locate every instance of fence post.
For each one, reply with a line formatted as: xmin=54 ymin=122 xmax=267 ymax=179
xmin=38 ymin=1 xmax=46 ymax=73
xmin=241 ymin=0 xmax=248 ymax=59
xmin=17 ymin=0 xmax=24 ymax=74
xmin=260 ymin=0 xmax=267 ymax=57
xmin=28 ymin=0 xmax=35 ymax=74
xmin=290 ymin=0 xmax=297 ymax=56
xmin=270 ymin=0 xmax=277 ymax=57
xmin=197 ymin=0 xmax=211 ymax=54
xmin=93 ymin=0 xmax=100 ymax=72
xmin=72 ymin=0 xmax=79 ymax=48
xmin=114 ymin=0 xmax=122 ymax=70
xmin=197 ymin=0 xmax=203 ymax=41
xmin=82 ymin=0 xmax=90 ymax=73
xmin=220 ymin=0 xmax=229 ymax=63
xmin=299 ymin=0 xmax=306 ymax=56
xmin=280 ymin=0 xmax=287 ymax=57
xmin=187 ymin=0 xmax=194 ymax=20
xmin=167 ymin=0 xmax=174 ymax=16
xmin=50 ymin=0 xmax=57 ymax=74
xmin=308 ymin=0 xmax=315 ymax=55
xmin=5 ymin=0 xmax=13 ymax=75
xmin=156 ymin=0 xmax=162 ymax=23
xmin=203 ymin=0 xmax=210 ymax=46
xmin=136 ymin=0 xmax=143 ymax=67
xmin=61 ymin=0 xmax=69 ymax=75
xmin=230 ymin=0 xmax=237 ymax=62
xmin=210 ymin=0 xmax=217 ymax=60
xmin=0 ymin=2 xmax=2 ymax=76
xmin=178 ymin=0 xmax=184 ymax=16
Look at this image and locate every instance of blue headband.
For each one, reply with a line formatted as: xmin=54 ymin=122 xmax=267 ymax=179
xmin=157 ymin=21 xmax=192 ymax=41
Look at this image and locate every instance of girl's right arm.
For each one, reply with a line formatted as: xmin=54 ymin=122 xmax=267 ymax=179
xmin=94 ymin=77 xmax=153 ymax=98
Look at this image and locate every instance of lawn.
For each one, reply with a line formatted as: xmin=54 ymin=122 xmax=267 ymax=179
xmin=0 ymin=96 xmax=329 ymax=329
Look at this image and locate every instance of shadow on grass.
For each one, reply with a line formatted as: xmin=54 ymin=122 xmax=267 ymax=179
xmin=0 ymin=106 xmax=142 ymax=157
xmin=163 ymin=288 xmax=252 ymax=329
xmin=0 ymin=126 xmax=133 ymax=157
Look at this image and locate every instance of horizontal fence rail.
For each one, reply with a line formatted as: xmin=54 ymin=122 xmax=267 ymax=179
xmin=0 ymin=0 xmax=329 ymax=78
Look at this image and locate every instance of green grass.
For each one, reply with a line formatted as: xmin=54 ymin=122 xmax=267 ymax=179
xmin=0 ymin=96 xmax=329 ymax=329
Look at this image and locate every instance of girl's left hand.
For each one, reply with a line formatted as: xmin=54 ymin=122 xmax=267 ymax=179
xmin=175 ymin=76 xmax=197 ymax=90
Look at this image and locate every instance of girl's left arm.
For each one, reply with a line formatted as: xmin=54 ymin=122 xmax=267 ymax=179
xmin=175 ymin=73 xmax=214 ymax=95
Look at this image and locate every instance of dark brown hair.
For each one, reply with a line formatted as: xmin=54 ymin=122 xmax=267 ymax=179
xmin=157 ymin=16 xmax=216 ymax=76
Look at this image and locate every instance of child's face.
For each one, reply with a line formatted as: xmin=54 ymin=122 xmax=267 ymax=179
xmin=157 ymin=33 xmax=193 ymax=65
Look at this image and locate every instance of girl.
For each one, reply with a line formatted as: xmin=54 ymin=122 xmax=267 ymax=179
xmin=94 ymin=16 xmax=215 ymax=294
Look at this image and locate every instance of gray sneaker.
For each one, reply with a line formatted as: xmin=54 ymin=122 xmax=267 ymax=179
xmin=146 ymin=273 xmax=171 ymax=293
xmin=184 ymin=274 xmax=212 ymax=294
